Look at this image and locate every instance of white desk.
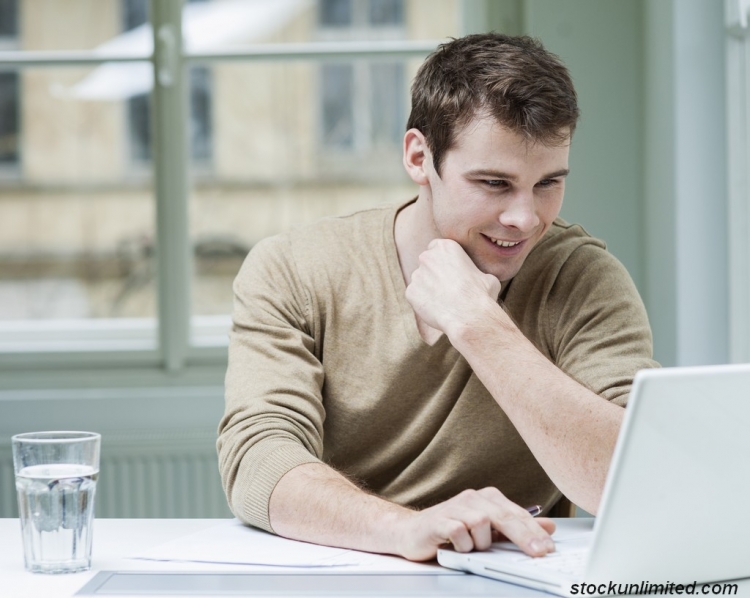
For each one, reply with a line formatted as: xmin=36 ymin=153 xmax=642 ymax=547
xmin=0 ymin=518 xmax=537 ymax=597
xmin=0 ymin=518 xmax=556 ymax=597
xmin=3 ymin=519 xmax=750 ymax=597
xmin=1 ymin=519 xmax=222 ymax=598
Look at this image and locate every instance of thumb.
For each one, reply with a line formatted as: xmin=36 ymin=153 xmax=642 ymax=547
xmin=484 ymin=274 xmax=502 ymax=299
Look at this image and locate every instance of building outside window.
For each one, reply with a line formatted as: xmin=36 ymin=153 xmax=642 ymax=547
xmin=123 ymin=0 xmax=213 ymax=166
xmin=0 ymin=0 xmax=19 ymax=167
xmin=0 ymin=0 xmax=459 ymax=350
xmin=319 ymin=0 xmax=406 ymax=151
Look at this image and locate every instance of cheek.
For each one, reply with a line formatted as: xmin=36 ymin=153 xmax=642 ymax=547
xmin=430 ymin=182 xmax=491 ymax=239
xmin=539 ymin=192 xmax=564 ymax=224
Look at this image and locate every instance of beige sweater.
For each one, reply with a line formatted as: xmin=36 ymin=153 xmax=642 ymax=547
xmin=218 ymin=202 xmax=658 ymax=532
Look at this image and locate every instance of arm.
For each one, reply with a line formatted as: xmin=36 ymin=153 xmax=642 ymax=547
xmin=449 ymin=304 xmax=622 ymax=513
xmin=219 ymin=235 xmax=555 ymax=559
xmin=405 ymin=238 xmax=650 ymax=514
xmin=269 ymin=461 xmax=556 ymax=561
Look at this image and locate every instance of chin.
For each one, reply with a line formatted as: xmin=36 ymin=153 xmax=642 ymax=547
xmin=477 ymin=259 xmax=521 ymax=283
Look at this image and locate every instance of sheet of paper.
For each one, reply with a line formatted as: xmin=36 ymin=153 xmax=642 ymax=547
xmin=131 ymin=519 xmax=458 ymax=574
xmin=132 ymin=519 xmax=357 ymax=567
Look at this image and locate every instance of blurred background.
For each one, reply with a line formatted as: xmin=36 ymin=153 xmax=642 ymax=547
xmin=0 ymin=0 xmax=744 ymax=517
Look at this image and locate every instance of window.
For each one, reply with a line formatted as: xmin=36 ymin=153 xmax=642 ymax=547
xmin=320 ymin=0 xmax=351 ymax=26
xmin=319 ymin=0 xmax=404 ymax=28
xmin=318 ymin=0 xmax=406 ymax=152
xmin=0 ymin=0 xmax=458 ymax=374
xmin=0 ymin=0 xmax=18 ymax=167
xmin=0 ymin=0 xmax=17 ymax=38
xmin=321 ymin=64 xmax=354 ymax=147
xmin=727 ymin=0 xmax=750 ymax=362
xmin=0 ymin=71 xmax=18 ymax=164
xmin=123 ymin=0 xmax=213 ymax=166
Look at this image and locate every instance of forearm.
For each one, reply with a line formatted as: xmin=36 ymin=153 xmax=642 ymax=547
xmin=269 ymin=462 xmax=412 ymax=555
xmin=269 ymin=461 xmax=557 ymax=560
xmin=450 ymin=301 xmax=623 ymax=514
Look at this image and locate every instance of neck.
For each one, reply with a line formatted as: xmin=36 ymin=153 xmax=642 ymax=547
xmin=394 ymin=195 xmax=437 ymax=286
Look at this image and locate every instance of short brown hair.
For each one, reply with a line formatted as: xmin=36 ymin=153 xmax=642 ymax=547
xmin=407 ymin=33 xmax=579 ymax=176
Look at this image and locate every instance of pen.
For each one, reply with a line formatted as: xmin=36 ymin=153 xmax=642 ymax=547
xmin=525 ymin=505 xmax=542 ymax=517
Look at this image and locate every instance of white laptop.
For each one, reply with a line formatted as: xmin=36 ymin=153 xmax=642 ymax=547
xmin=438 ymin=364 xmax=750 ymax=596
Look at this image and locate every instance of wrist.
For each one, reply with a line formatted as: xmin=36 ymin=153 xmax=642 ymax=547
xmin=445 ymin=297 xmax=513 ymax=349
xmin=379 ymin=504 xmax=417 ymax=558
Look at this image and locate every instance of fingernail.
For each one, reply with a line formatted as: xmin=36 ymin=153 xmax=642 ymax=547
xmin=529 ymin=539 xmax=545 ymax=554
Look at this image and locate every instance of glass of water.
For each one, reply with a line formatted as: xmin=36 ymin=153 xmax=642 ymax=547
xmin=12 ymin=431 xmax=101 ymax=574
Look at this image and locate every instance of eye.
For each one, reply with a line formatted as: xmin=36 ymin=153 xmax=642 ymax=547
xmin=536 ymin=178 xmax=560 ymax=188
xmin=483 ymin=179 xmax=507 ymax=188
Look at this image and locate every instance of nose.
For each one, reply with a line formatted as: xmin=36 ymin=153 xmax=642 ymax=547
xmin=497 ymin=190 xmax=540 ymax=233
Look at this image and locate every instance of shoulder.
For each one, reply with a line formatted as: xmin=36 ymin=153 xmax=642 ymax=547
xmin=300 ymin=205 xmax=392 ymax=258
xmin=243 ymin=205 xmax=391 ymax=266
xmin=505 ymin=218 xmax=643 ymax=340
xmin=234 ymin=204 xmax=395 ymax=300
xmin=510 ymin=218 xmax=617 ymax=292
xmin=529 ymin=218 xmax=607 ymax=266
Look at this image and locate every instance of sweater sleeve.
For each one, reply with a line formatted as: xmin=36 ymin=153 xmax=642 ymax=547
xmin=217 ymin=234 xmax=325 ymax=532
xmin=546 ymin=244 xmax=660 ymax=407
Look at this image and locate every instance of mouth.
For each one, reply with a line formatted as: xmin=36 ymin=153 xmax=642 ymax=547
xmin=481 ymin=234 xmax=527 ymax=256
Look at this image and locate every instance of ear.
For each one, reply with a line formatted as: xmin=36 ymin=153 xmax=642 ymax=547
xmin=402 ymin=128 xmax=431 ymax=186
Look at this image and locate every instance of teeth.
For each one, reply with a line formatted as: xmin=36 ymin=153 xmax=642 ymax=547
xmin=493 ymin=239 xmax=521 ymax=248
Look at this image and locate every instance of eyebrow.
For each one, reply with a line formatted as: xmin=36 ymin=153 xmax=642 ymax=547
xmin=465 ymin=169 xmax=570 ymax=181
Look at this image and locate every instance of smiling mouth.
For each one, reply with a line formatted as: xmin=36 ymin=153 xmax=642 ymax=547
xmin=485 ymin=235 xmax=525 ymax=248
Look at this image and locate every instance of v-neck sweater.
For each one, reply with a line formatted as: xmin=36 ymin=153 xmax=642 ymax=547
xmin=218 ymin=202 xmax=659 ymax=532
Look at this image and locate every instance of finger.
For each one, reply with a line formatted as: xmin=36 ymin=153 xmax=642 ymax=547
xmin=435 ymin=499 xmax=498 ymax=552
xmin=476 ymin=489 xmax=555 ymax=557
xmin=491 ymin=517 xmax=556 ymax=542
xmin=495 ymin=514 xmax=555 ymax=557
xmin=537 ymin=517 xmax=556 ymax=535
xmin=484 ymin=273 xmax=502 ymax=298
xmin=469 ymin=519 xmax=493 ymax=551
xmin=452 ymin=508 xmax=493 ymax=551
xmin=438 ymin=519 xmax=474 ymax=553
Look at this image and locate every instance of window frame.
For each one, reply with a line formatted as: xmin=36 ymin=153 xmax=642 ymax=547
xmin=727 ymin=0 xmax=750 ymax=363
xmin=0 ymin=0 xmax=443 ymax=387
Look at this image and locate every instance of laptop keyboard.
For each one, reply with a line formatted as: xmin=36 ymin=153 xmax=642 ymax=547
xmin=515 ymin=549 xmax=588 ymax=577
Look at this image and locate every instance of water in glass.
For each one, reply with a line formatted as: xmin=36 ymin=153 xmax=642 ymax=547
xmin=15 ymin=463 xmax=98 ymax=574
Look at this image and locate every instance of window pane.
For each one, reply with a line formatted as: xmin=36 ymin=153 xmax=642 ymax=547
xmin=128 ymin=93 xmax=151 ymax=163
xmin=20 ymin=0 xmax=123 ymax=51
xmin=321 ymin=64 xmax=354 ymax=148
xmin=370 ymin=62 xmax=404 ymax=146
xmin=178 ymin=0 xmax=456 ymax=49
xmin=369 ymin=0 xmax=404 ymax=26
xmin=190 ymin=66 xmax=213 ymax=164
xmin=127 ymin=67 xmax=213 ymax=165
xmin=0 ymin=71 xmax=19 ymax=163
xmin=0 ymin=0 xmax=18 ymax=37
xmin=189 ymin=59 xmax=420 ymax=322
xmin=122 ymin=0 xmax=148 ymax=31
xmin=0 ymin=67 xmax=156 ymax=321
xmin=319 ymin=0 xmax=352 ymax=27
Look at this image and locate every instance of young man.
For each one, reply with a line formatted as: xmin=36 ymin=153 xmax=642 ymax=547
xmin=218 ymin=34 xmax=658 ymax=561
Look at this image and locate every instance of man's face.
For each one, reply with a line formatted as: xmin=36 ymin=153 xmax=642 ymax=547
xmin=421 ymin=117 xmax=570 ymax=283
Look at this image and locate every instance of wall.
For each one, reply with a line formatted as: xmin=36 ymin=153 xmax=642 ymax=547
xmin=643 ymin=0 xmax=729 ymax=366
xmin=523 ymin=0 xmax=645 ymax=295
xmin=478 ymin=0 xmax=730 ymax=367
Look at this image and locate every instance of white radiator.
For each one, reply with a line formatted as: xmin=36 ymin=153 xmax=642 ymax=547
xmin=0 ymin=386 xmax=234 ymax=519
xmin=1 ymin=429 xmax=232 ymax=518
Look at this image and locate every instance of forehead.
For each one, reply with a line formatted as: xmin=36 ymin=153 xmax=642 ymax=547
xmin=446 ymin=115 xmax=571 ymax=169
